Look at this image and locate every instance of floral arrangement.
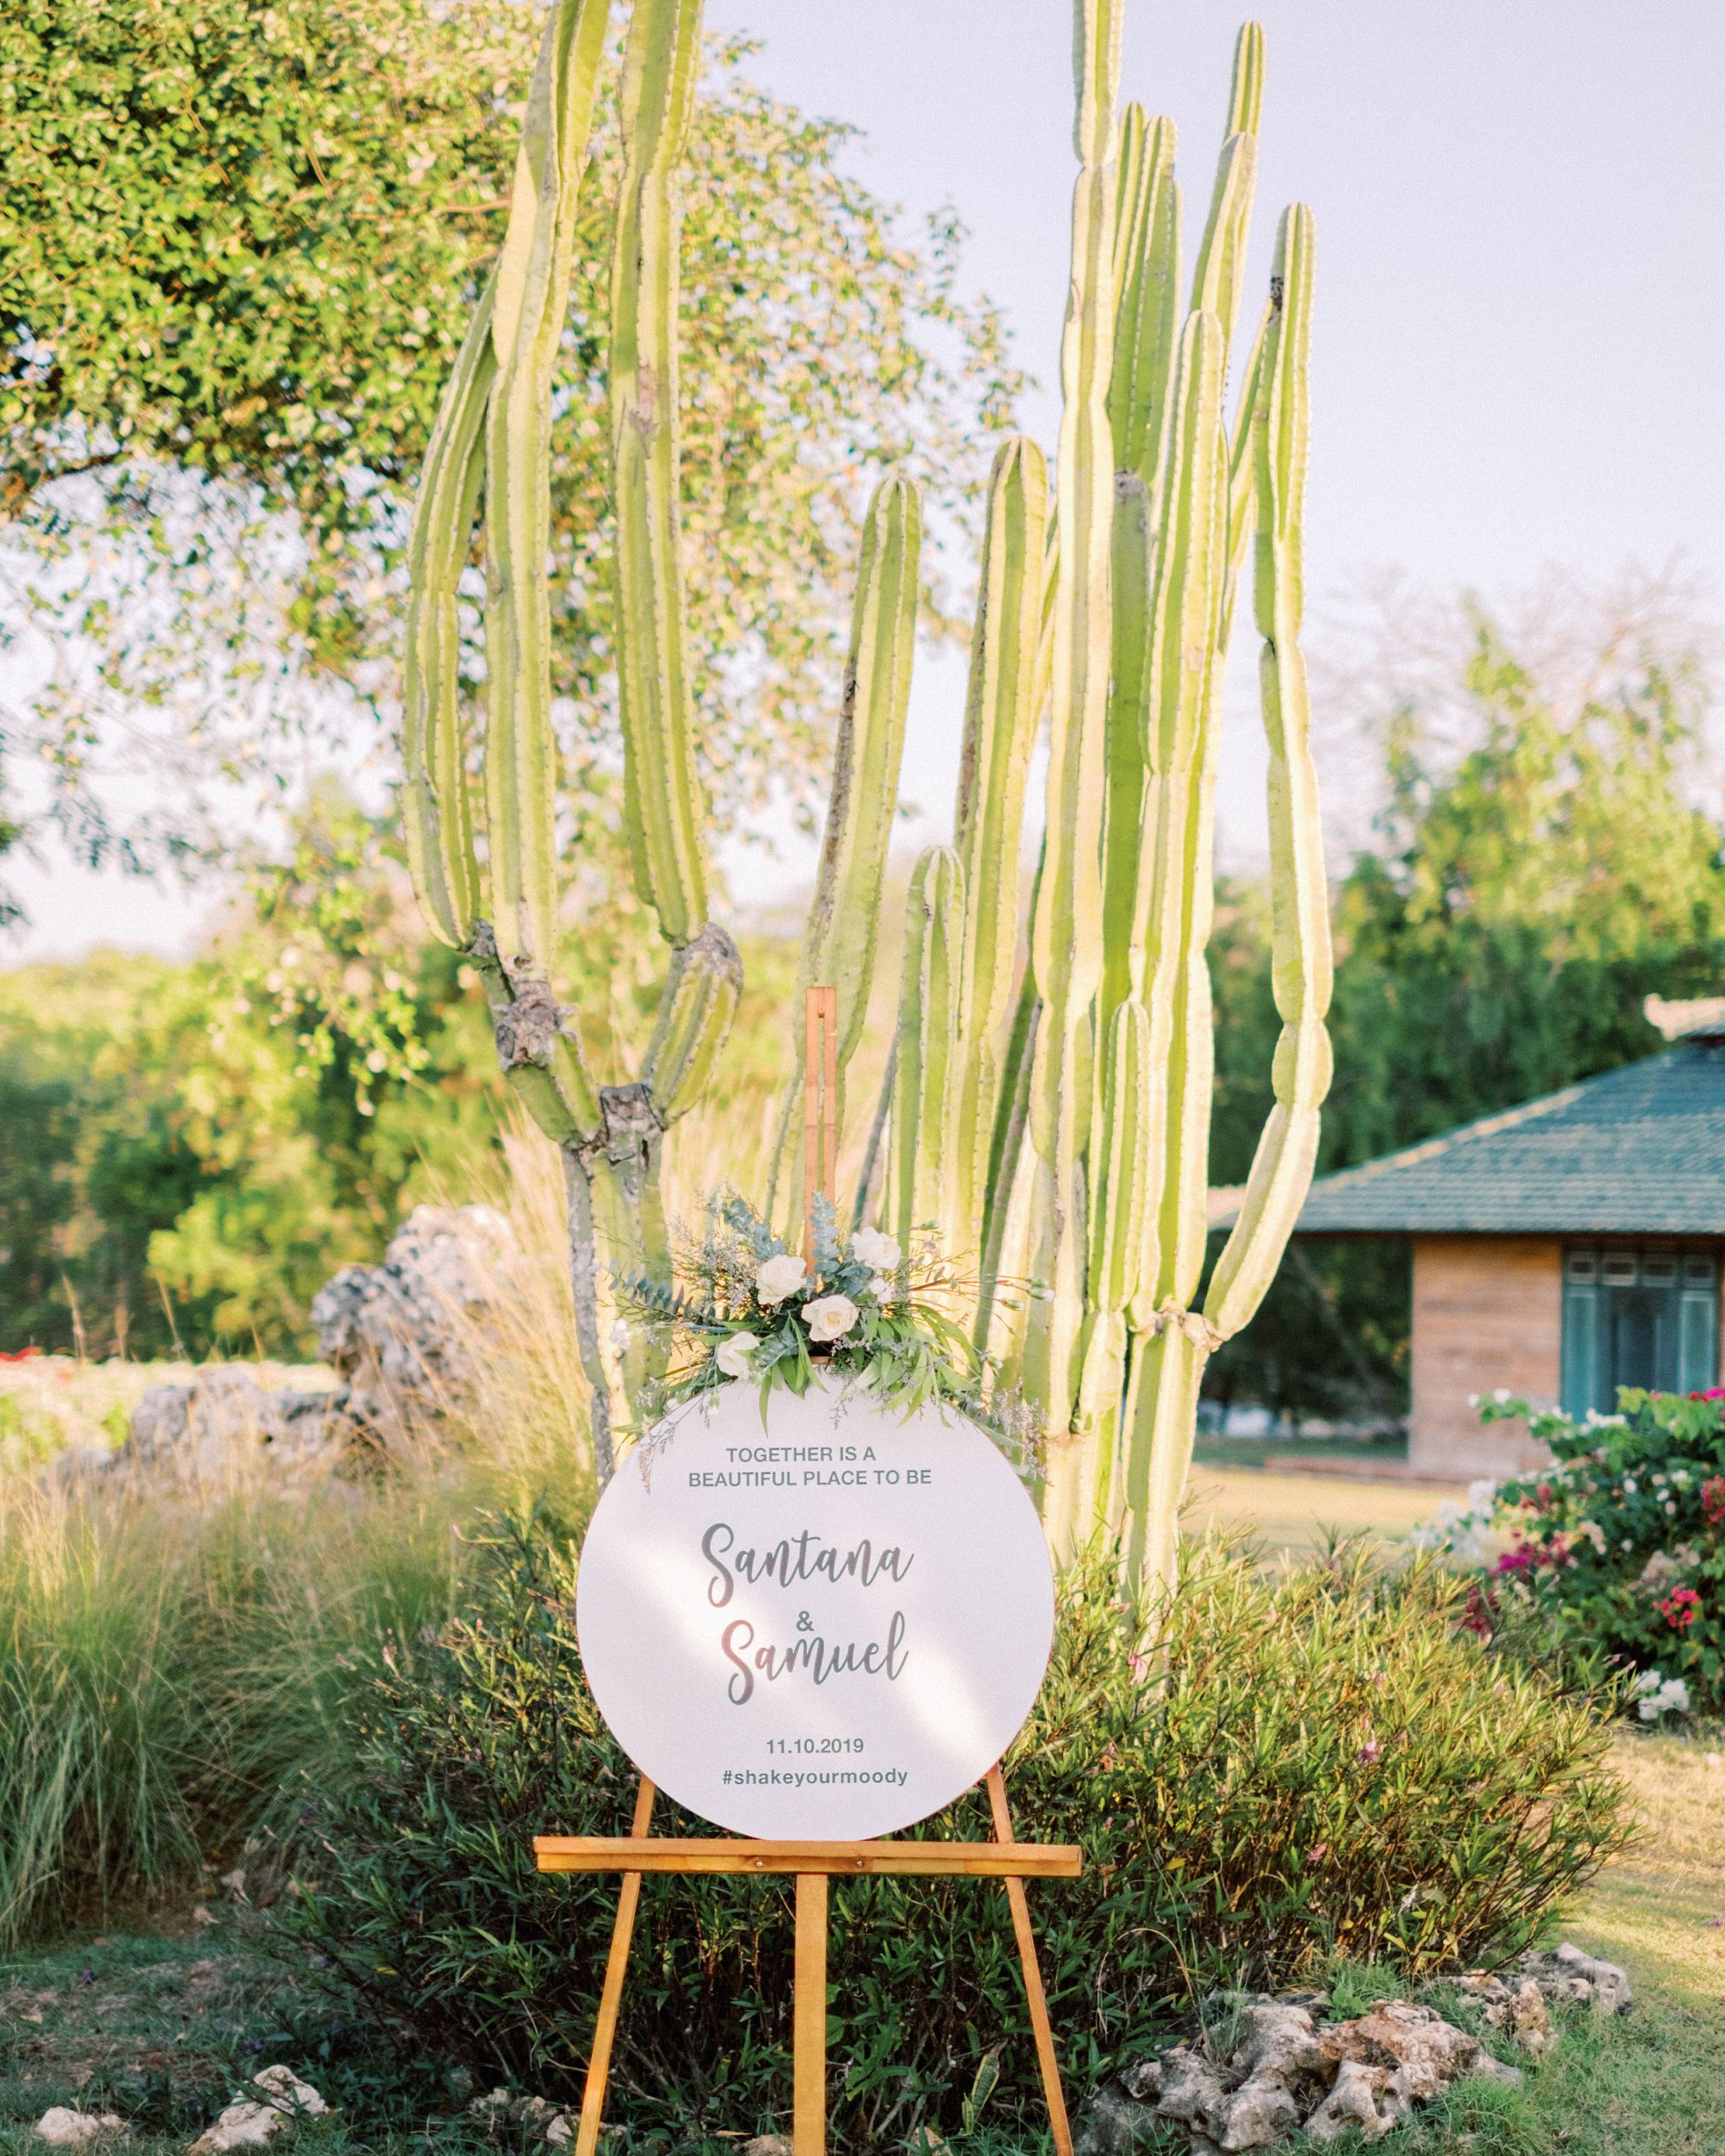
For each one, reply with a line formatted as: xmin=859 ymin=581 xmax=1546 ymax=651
xmin=1422 ymin=1386 xmax=1725 ymax=1717
xmin=614 ymin=1193 xmax=1041 ymax=1456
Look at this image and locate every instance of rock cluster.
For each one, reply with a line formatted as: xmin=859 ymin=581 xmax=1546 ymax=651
xmin=36 ymin=2068 xmax=330 ymax=2153
xmin=187 ymin=2066 xmax=329 ymax=2155
xmin=110 ymin=1205 xmax=518 ymax=1475
xmin=33 ymin=2111 xmax=124 ymax=2146
xmin=466 ymin=2087 xmax=577 ymax=2146
xmin=1076 ymin=1946 xmax=1630 ymax=2153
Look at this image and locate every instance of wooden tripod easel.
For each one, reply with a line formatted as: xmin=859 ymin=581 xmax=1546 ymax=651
xmin=534 ymin=1763 xmax=1081 ymax=2156
xmin=543 ymin=991 xmax=1080 ymax=2154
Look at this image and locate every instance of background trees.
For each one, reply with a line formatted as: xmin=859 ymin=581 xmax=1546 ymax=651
xmin=1207 ymin=582 xmax=1725 ymax=1420
xmin=0 ymin=0 xmax=1017 ymax=908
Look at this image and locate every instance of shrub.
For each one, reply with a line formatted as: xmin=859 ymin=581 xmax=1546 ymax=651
xmin=281 ymin=1525 xmax=1628 ymax=2148
xmin=1469 ymin=1387 xmax=1725 ymax=1714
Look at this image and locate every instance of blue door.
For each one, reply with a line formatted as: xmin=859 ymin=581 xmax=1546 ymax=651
xmin=1561 ymin=1246 xmax=1720 ymax=1416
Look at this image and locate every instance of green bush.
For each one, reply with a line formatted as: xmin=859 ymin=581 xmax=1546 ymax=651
xmin=1469 ymin=1387 xmax=1725 ymax=1715
xmin=283 ymin=1525 xmax=1628 ymax=2148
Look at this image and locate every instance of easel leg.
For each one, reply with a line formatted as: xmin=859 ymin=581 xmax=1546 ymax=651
xmin=793 ymin=1871 xmax=829 ymax=2156
xmin=985 ymin=1767 xmax=1073 ymax=2156
xmin=574 ymin=1778 xmax=656 ymax=2156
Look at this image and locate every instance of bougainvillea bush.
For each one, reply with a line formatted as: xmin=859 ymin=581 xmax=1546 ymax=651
xmin=1467 ymin=1387 xmax=1725 ymax=1715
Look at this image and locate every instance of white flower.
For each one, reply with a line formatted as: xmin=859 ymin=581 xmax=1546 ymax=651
xmin=715 ymin=1331 xmax=759 ymax=1380
xmin=1575 ymin=1520 xmax=1608 ymax=1554
xmin=804 ymin=1294 xmax=859 ymax=1343
xmin=1623 ymin=1478 xmax=1638 ymax=1496
xmin=1492 ymin=1387 xmax=1512 ymax=1404
xmin=867 ymin=1273 xmax=896 ymax=1305
xmin=1661 ymin=1678 xmax=1693 ymax=1717
xmin=609 ymin=1319 xmax=631 ymax=1350
xmin=852 ymin=1228 xmax=902 ymax=1272
xmin=755 ymin=1253 xmax=807 ymax=1305
xmin=1467 ymin=1478 xmax=1498 ymax=1513
xmin=1466 ymin=1392 xmax=1480 ymax=1409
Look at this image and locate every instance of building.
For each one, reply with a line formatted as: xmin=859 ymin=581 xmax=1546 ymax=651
xmin=1287 ymin=1018 xmax=1725 ymax=1478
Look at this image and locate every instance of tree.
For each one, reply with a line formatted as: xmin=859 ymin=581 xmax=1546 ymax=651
xmin=0 ymin=0 xmax=1018 ymax=909
xmin=1207 ymin=581 xmax=1725 ymax=1420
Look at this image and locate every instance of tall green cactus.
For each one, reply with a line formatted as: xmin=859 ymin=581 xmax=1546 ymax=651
xmin=882 ymin=8 xmax=1329 ymax=1584
xmin=403 ymin=0 xmax=1329 ymax=1580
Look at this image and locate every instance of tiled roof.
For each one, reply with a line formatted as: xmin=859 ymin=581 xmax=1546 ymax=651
xmin=1287 ymin=1028 xmax=1725 ymax=1236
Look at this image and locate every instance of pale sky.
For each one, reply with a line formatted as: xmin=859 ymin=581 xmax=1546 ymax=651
xmin=10 ymin=0 xmax=1723 ymax=958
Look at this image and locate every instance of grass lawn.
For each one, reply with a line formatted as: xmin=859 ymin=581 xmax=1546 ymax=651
xmin=1183 ymin=1463 xmax=1465 ymax=1560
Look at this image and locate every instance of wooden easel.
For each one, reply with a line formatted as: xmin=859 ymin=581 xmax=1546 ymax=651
xmin=540 ymin=990 xmax=1082 ymax=2156
xmin=534 ymin=1764 xmax=1080 ymax=2156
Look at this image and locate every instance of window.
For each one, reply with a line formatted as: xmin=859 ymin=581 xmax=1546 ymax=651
xmin=1561 ymin=1245 xmax=1720 ymax=1415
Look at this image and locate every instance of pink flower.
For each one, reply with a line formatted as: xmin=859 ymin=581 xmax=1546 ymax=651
xmin=1356 ymin=1738 xmax=1383 ymax=1765
xmin=1657 ymin=1586 xmax=1702 ymax=1633
xmin=1702 ymin=1477 xmax=1725 ymax=1528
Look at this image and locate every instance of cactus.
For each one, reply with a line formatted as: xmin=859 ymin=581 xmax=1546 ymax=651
xmin=882 ymin=8 xmax=1329 ymax=1582
xmin=403 ymin=0 xmax=1329 ymax=1580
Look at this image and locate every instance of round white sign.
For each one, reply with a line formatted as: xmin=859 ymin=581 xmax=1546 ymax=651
xmin=576 ymin=1375 xmax=1055 ymax=1840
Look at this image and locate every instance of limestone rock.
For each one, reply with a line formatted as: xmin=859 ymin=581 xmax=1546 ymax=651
xmin=1222 ymin=2001 xmax=1327 ymax=2091
xmin=1320 ymin=2000 xmax=1511 ymax=2106
xmin=464 ymin=2089 xmax=576 ymax=2146
xmin=1153 ymin=2043 xmax=1230 ymax=2126
xmin=1072 ymin=2084 xmax=1165 ymax=2156
xmin=117 ymin=1370 xmax=339 ymax=1481
xmin=1204 ymin=2077 xmax=1300 ymax=2152
xmin=188 ymin=2067 xmax=328 ymax=2153
xmin=34 ymin=2111 xmax=124 ymax=2146
xmin=249 ymin=2070 xmax=327 ymax=2117
xmin=310 ymin=1203 xmax=516 ymax=1442
xmin=1519 ymin=1943 xmax=1632 ymax=2015
xmin=1303 ymin=2059 xmax=1391 ymax=2145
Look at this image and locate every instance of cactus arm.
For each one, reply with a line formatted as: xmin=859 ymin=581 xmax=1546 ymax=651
xmin=562 ymin=1147 xmax=618 ymax=1484
xmin=1022 ymin=0 xmax=1122 ymax=1437
xmin=483 ymin=0 xmax=610 ymax=979
xmin=403 ymin=273 xmax=495 ymax=948
xmin=951 ymin=437 xmax=1047 ymax=1247
xmin=1204 ymin=203 xmax=1332 ymax=1341
xmin=851 ymin=1033 xmax=898 ymax=1232
xmin=641 ymin=922 xmax=745 ymax=1122
xmin=767 ymin=476 xmax=922 ymax=1220
xmin=1188 ymin=133 xmax=1258 ymax=370
xmin=1062 ymin=994 xmax=1151 ymax=1544
xmin=1109 ymin=110 xmax=1181 ymax=488
xmin=890 ymin=847 xmax=965 ymax=1252
xmin=1187 ymin=25 xmax=1263 ymax=367
xmin=1112 ymin=306 xmax=1228 ymax=1573
xmin=1225 ymin=19 xmax=1266 ymax=136
xmin=1099 ymin=470 xmax=1156 ymax=1033
xmin=974 ymin=964 xmax=1040 ymax=1354
xmin=610 ymin=0 xmax=710 ymax=950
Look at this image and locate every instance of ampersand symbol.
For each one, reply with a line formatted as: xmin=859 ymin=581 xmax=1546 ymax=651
xmin=796 ymin=1610 xmax=812 ymax=1633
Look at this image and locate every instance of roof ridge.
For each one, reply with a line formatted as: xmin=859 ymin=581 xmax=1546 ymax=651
xmin=1315 ymin=1071 xmax=1594 ymax=1190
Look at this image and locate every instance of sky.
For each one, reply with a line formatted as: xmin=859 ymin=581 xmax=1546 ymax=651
xmin=10 ymin=0 xmax=1724 ymax=959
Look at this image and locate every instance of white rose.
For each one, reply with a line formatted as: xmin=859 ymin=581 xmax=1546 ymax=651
xmin=804 ymin=1294 xmax=859 ymax=1343
xmin=867 ymin=1273 xmax=896 ymax=1305
xmin=715 ymin=1331 xmax=759 ymax=1380
xmin=852 ymin=1228 xmax=902 ymax=1273
xmin=755 ymin=1253 xmax=807 ymax=1306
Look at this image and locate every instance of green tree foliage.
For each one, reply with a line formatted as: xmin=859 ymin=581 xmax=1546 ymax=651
xmin=1208 ymin=595 xmax=1725 ymax=1421
xmin=0 ymin=789 xmax=503 ymax=1357
xmin=0 ymin=0 xmax=1018 ymax=899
